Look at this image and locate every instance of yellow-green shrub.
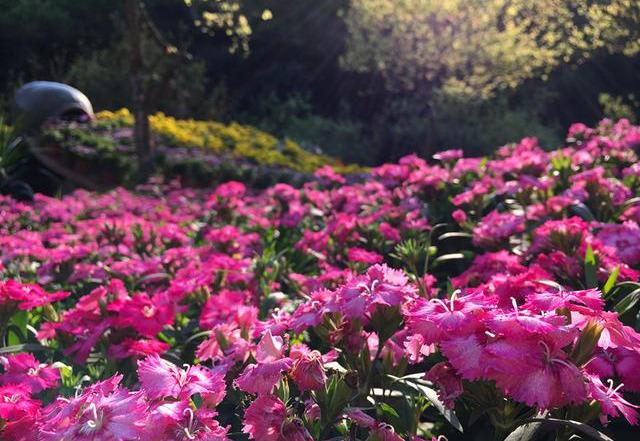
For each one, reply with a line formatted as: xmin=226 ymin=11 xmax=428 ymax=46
xmin=96 ymin=109 xmax=361 ymax=173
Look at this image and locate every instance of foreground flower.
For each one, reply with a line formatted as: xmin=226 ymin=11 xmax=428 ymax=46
xmin=40 ymin=381 xmax=147 ymax=440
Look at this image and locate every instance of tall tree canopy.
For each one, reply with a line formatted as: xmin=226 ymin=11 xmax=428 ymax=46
xmin=341 ymin=0 xmax=640 ymax=100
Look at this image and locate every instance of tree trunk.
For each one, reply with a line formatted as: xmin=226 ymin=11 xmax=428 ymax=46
xmin=125 ymin=0 xmax=153 ymax=178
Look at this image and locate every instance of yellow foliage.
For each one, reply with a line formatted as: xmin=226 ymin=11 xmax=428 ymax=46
xmin=96 ymin=109 xmax=359 ymax=174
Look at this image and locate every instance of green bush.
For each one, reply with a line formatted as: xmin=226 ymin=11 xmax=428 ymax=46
xmin=241 ymin=93 xmax=372 ymax=165
xmin=599 ymin=93 xmax=639 ymax=123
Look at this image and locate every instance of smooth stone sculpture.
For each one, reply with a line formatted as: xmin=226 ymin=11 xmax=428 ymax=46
xmin=13 ymin=81 xmax=94 ymax=132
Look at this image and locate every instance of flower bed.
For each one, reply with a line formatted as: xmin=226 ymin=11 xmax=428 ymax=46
xmin=36 ymin=109 xmax=363 ymax=191
xmin=1 ymin=119 xmax=640 ymax=440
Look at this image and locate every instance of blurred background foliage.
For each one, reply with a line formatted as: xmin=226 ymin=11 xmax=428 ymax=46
xmin=0 ymin=0 xmax=639 ymax=165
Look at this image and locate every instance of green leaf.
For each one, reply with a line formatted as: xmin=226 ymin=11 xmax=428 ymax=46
xmin=0 ymin=343 xmax=51 ymax=354
xmin=388 ymin=375 xmax=463 ymax=433
xmin=506 ymin=418 xmax=614 ymax=441
xmin=603 ymin=266 xmax=620 ymax=296
xmin=135 ymin=272 xmax=170 ymax=287
xmin=504 ymin=421 xmax=551 ymax=441
xmin=437 ymin=232 xmax=472 ymax=241
xmin=614 ymin=288 xmax=640 ymax=316
xmin=314 ymin=374 xmax=353 ymax=430
xmin=621 ymin=197 xmax=640 ymax=211
xmin=378 ymin=402 xmax=400 ymax=419
xmin=584 ymin=244 xmax=598 ymax=289
xmin=569 ymin=203 xmax=596 ymax=221
xmin=535 ymin=279 xmax=564 ymax=291
xmin=184 ymin=330 xmax=212 ymax=346
xmin=432 ymin=252 xmax=473 ymax=267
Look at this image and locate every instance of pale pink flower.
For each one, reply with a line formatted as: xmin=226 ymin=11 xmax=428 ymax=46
xmin=242 ymin=396 xmax=286 ymax=441
xmin=337 ymin=264 xmax=417 ymax=322
xmin=40 ymin=386 xmax=147 ymax=441
xmin=234 ymin=359 xmax=292 ymax=396
xmin=137 ymin=355 xmax=225 ymax=403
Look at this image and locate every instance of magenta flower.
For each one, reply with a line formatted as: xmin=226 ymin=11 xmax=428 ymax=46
xmin=114 ymin=291 xmax=176 ymax=338
xmin=108 ymin=338 xmax=170 ymax=359
xmin=425 ymin=362 xmax=464 ymax=408
xmin=433 ymin=149 xmax=463 ymax=162
xmin=0 ymin=384 xmax=40 ymax=424
xmin=347 ymin=247 xmax=384 ymax=264
xmin=143 ymin=404 xmax=230 ymax=441
xmin=0 ymin=279 xmax=69 ymax=311
xmin=0 ymin=353 xmax=60 ymax=393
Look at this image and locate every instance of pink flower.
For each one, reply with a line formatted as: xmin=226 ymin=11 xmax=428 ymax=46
xmin=403 ymin=333 xmax=435 ymax=364
xmin=0 ymin=353 xmax=60 ymax=393
xmin=114 ymin=292 xmax=176 ymax=338
xmin=433 ymin=149 xmax=463 ymax=162
xmin=143 ymin=405 xmax=230 ymax=441
xmin=614 ymin=348 xmax=640 ymax=391
xmin=0 ymin=279 xmax=69 ymax=311
xmin=404 ymin=293 xmax=487 ymax=344
xmin=529 ymin=217 xmax=589 ymax=255
xmin=473 ymin=211 xmax=525 ymax=249
xmin=212 ymin=181 xmax=246 ymax=199
xmin=280 ymin=419 xmax=314 ymax=441
xmin=485 ymin=338 xmax=587 ymax=409
xmin=137 ymin=355 xmax=225 ymax=404
xmin=369 ymin=424 xmax=405 ymax=441
xmin=242 ymin=396 xmax=286 ymax=441
xmin=255 ymin=330 xmax=286 ymax=363
xmin=345 ymin=408 xmax=376 ymax=428
xmin=587 ymin=375 xmax=639 ymax=425
xmin=337 ymin=264 xmax=417 ymax=322
xmin=40 ymin=383 xmax=147 ymax=441
xmin=235 ymin=359 xmax=292 ymax=396
xmin=108 ymin=338 xmax=170 ymax=359
xmin=524 ymin=288 xmax=604 ymax=314
xmin=347 ymin=247 xmax=384 ymax=264
xmin=453 ymin=251 xmax=526 ymax=288
xmin=379 ymin=222 xmax=401 ymax=242
xmin=596 ymin=222 xmax=640 ymax=266
xmin=425 ymin=362 xmax=464 ymax=408
xmin=289 ymin=345 xmax=327 ymax=391
xmin=440 ymin=334 xmax=486 ymax=380
xmin=451 ymin=209 xmax=467 ymax=225
xmin=0 ymin=384 xmax=40 ymax=424
xmin=314 ymin=165 xmax=346 ymax=185
xmin=289 ymin=289 xmax=336 ymax=333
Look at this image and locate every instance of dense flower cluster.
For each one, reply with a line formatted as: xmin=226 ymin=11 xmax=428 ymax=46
xmin=1 ymin=119 xmax=640 ymax=440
